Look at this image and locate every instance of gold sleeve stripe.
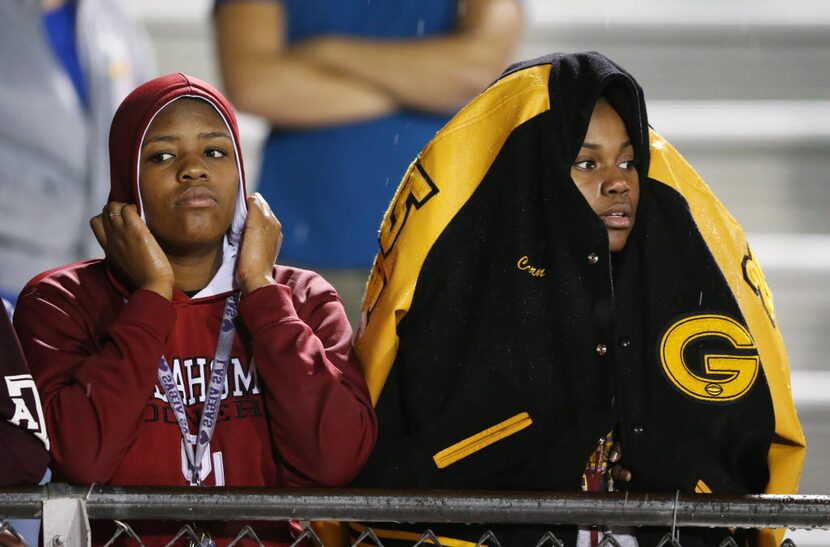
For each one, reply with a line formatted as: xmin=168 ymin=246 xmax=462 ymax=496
xmin=694 ymin=480 xmax=713 ymax=494
xmin=355 ymin=64 xmax=552 ymax=405
xmin=433 ymin=412 xmax=533 ymax=469
xmin=348 ymin=522 xmax=486 ymax=547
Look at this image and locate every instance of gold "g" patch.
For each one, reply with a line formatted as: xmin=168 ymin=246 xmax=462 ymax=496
xmin=659 ymin=314 xmax=760 ymax=403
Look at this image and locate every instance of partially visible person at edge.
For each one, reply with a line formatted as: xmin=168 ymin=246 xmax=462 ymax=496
xmin=0 ymin=310 xmax=50 ymax=547
xmin=351 ymin=52 xmax=805 ymax=547
xmin=213 ymin=0 xmax=522 ymax=323
xmin=13 ymin=73 xmax=377 ymax=546
xmin=0 ymin=0 xmax=155 ymax=305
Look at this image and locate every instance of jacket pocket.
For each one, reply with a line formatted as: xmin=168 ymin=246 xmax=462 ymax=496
xmin=433 ymin=412 xmax=533 ymax=469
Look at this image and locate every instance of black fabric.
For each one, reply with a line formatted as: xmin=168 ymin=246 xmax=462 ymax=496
xmin=354 ymin=52 xmax=774 ymax=547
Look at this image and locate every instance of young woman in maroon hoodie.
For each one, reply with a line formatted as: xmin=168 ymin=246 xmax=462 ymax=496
xmin=13 ymin=73 xmax=377 ymax=545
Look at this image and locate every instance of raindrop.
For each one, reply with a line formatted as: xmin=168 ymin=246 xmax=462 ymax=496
xmin=416 ymin=18 xmax=425 ymax=36
xmin=393 ymin=133 xmax=400 ymax=145
xmin=86 ymin=383 xmax=92 ymax=397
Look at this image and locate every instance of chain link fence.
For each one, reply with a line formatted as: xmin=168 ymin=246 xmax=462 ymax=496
xmin=2 ymin=485 xmax=829 ymax=546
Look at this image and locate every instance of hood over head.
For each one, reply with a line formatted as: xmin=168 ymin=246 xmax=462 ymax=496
xmin=531 ymin=51 xmax=650 ymax=181
xmin=504 ymin=52 xmax=652 ymax=254
xmin=478 ymin=52 xmax=651 ymax=258
xmin=107 ymin=73 xmax=247 ymax=298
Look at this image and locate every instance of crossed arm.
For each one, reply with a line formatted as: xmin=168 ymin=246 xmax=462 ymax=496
xmin=214 ymin=0 xmax=523 ymax=127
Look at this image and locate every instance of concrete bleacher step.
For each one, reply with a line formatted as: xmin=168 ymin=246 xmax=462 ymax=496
xmin=648 ymin=100 xmax=830 ymax=235
xmin=519 ymin=0 xmax=830 ymax=101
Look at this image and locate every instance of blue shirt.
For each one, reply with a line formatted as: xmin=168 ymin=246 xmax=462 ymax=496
xmin=219 ymin=0 xmax=457 ymax=267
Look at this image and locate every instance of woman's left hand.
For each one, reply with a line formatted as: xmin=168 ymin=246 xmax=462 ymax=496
xmin=237 ymin=193 xmax=283 ymax=295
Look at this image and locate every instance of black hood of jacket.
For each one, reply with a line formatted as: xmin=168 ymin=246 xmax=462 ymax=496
xmin=510 ymin=52 xmax=650 ymax=179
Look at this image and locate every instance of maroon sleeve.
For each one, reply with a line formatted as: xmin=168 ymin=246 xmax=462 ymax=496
xmin=13 ymin=285 xmax=175 ymax=484
xmin=0 ymin=422 xmax=49 ymax=486
xmin=0 ymin=311 xmax=49 ymax=485
xmin=239 ymin=275 xmax=377 ymax=487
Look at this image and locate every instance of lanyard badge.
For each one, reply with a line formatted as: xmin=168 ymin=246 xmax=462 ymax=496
xmin=157 ymin=294 xmax=240 ymax=486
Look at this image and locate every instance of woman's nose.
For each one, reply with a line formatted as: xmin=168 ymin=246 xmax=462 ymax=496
xmin=602 ymin=168 xmax=630 ymax=195
xmin=178 ymin=154 xmax=208 ymax=182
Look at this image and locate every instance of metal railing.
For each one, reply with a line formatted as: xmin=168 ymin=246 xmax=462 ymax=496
xmin=2 ymin=485 xmax=829 ymax=546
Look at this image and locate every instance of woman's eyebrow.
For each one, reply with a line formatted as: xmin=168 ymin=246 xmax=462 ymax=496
xmin=143 ymin=134 xmax=180 ymax=145
xmin=199 ymin=131 xmax=231 ymax=140
xmin=142 ymin=131 xmax=231 ymax=146
xmin=578 ymin=140 xmax=633 ymax=151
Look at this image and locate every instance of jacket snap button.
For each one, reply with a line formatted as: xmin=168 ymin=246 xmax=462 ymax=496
xmin=619 ymin=337 xmax=631 ymax=348
xmin=596 ymin=343 xmax=607 ymax=356
xmin=588 ymin=253 xmax=599 ymax=264
xmin=633 ymin=425 xmax=645 ymax=435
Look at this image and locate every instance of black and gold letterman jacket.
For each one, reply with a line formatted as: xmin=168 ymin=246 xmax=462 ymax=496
xmin=352 ymin=52 xmax=805 ymax=547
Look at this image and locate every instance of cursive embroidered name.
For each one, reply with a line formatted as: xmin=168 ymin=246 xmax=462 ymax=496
xmin=517 ymin=256 xmax=545 ymax=277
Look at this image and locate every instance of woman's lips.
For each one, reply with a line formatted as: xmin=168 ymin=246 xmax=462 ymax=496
xmin=175 ymin=187 xmax=218 ymax=208
xmin=600 ymin=204 xmax=633 ymax=229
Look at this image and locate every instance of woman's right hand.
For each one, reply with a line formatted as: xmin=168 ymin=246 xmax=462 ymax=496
xmin=609 ymin=442 xmax=633 ymax=483
xmin=90 ymin=202 xmax=174 ymax=301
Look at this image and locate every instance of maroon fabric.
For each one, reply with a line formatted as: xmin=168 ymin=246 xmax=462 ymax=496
xmin=107 ymin=72 xmax=247 ymax=207
xmin=15 ymin=260 xmax=377 ymax=545
xmin=0 ymin=310 xmax=49 ymax=485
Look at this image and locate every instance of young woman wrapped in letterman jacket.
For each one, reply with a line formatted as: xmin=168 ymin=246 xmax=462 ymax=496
xmin=352 ymin=52 xmax=804 ymax=547
xmin=13 ymin=73 xmax=377 ymax=545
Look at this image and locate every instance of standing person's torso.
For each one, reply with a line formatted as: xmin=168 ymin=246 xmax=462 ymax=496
xmin=261 ymin=0 xmax=457 ymax=267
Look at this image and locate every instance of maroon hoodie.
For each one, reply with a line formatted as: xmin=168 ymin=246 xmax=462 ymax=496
xmin=13 ymin=74 xmax=377 ymax=546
